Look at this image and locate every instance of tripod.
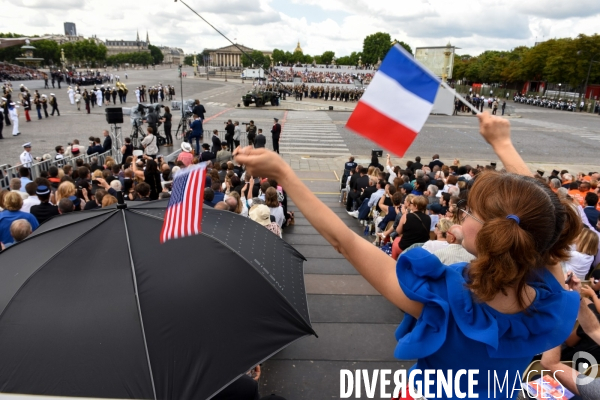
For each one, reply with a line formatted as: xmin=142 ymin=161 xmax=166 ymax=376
xmin=109 ymin=123 xmax=124 ymax=163
xmin=175 ymin=111 xmax=192 ymax=140
xmin=130 ymin=120 xmax=146 ymax=149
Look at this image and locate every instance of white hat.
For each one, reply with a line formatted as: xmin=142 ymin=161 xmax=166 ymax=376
xmin=181 ymin=142 xmax=192 ymax=152
xmin=23 ymin=142 xmax=32 ymax=148
xmin=249 ymin=205 xmax=271 ymax=227
xmin=50 ymin=93 xmax=55 ymax=96
xmin=41 ymin=94 xmax=47 ymax=98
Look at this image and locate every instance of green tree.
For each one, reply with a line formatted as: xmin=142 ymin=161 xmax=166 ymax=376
xmin=393 ymin=40 xmax=412 ymax=55
xmin=320 ymin=51 xmax=335 ymax=65
xmin=148 ymin=44 xmax=164 ymax=64
xmin=313 ymin=55 xmax=322 ymax=65
xmin=362 ymin=32 xmax=392 ymax=64
xmin=272 ymin=48 xmax=287 ymax=65
xmin=241 ymin=50 xmax=270 ymax=70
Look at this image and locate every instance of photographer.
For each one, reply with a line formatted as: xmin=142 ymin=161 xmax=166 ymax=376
xmin=224 ymin=119 xmax=235 ymax=152
xmin=246 ymin=120 xmax=257 ymax=146
xmin=143 ymin=106 xmax=159 ymax=134
xmin=87 ymin=137 xmax=103 ymax=155
xmin=141 ymin=127 xmax=158 ymax=159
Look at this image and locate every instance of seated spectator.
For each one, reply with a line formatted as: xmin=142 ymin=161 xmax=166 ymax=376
xmin=377 ymin=192 xmax=404 ymax=244
xmin=422 ymin=218 xmax=453 ymax=253
xmin=249 ymin=204 xmax=282 ymax=238
xmin=204 ymin=187 xmax=215 ymax=207
xmin=20 ymin=182 xmax=40 ymax=212
xmin=58 ymin=198 xmax=75 ymax=214
xmin=432 ymin=224 xmax=476 ymax=265
xmin=10 ymin=178 xmax=28 ymax=200
xmin=56 ymin=181 xmax=76 ymax=204
xmin=133 ymin=182 xmax=151 ymax=201
xmin=212 ymin=182 xmax=225 ymax=204
xmin=584 ymin=192 xmax=600 ymax=231
xmin=216 ymin=143 xmax=232 ymax=164
xmin=224 ymin=196 xmax=238 ymax=212
xmin=427 ymin=203 xmax=443 ymax=233
xmin=1 ymin=219 xmax=33 ymax=251
xmin=392 ymin=195 xmax=431 ymax=260
xmin=214 ymin=201 xmax=229 ymax=211
xmin=424 ymin=184 xmax=439 ymax=206
xmin=564 ymin=228 xmax=599 ymax=280
xmin=177 ymin=143 xmax=194 ymax=167
xmin=0 ymin=192 xmax=39 ymax=246
xmin=102 ymin=195 xmax=118 ymax=208
xmin=227 ymin=191 xmax=247 ymax=216
xmin=30 ymin=185 xmax=59 ymax=224
xmin=265 ymin=187 xmax=285 ymax=228
xmin=19 ymin=167 xmax=33 ymax=192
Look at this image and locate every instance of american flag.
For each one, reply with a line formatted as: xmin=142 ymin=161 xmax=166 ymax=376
xmin=160 ymin=163 xmax=207 ymax=243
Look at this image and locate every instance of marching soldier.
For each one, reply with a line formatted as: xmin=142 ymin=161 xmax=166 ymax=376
xmin=111 ymin=87 xmax=117 ymax=104
xmin=34 ymin=94 xmax=42 ymax=119
xmin=50 ymin=93 xmax=60 ymax=116
xmin=41 ymin=94 xmax=49 ymax=118
xmin=83 ymin=89 xmax=90 ymax=114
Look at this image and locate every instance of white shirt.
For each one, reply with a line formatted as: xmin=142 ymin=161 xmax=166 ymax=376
xmin=20 ymin=150 xmax=33 ymax=167
xmin=564 ymin=250 xmax=594 ymax=280
xmin=368 ymin=188 xmax=385 ymax=207
xmin=422 ymin=240 xmax=450 ymax=253
xmin=433 ymin=244 xmax=476 ymax=265
xmin=270 ymin=206 xmax=285 ymax=227
xmin=21 ymin=195 xmax=40 ymax=213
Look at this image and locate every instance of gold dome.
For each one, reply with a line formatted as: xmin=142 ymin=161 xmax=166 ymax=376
xmin=295 ymin=41 xmax=303 ymax=53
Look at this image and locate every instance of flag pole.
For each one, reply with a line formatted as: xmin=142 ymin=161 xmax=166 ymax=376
xmin=439 ymin=80 xmax=481 ymax=115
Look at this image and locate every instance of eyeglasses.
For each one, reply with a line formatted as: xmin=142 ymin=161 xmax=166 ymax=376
xmin=459 ymin=208 xmax=484 ymax=224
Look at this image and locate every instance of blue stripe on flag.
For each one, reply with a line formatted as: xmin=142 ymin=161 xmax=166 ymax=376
xmin=378 ymin=45 xmax=440 ymax=104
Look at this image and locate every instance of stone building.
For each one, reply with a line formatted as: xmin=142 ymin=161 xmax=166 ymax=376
xmin=205 ymin=44 xmax=272 ymax=67
xmin=160 ymin=46 xmax=185 ymax=65
xmin=104 ymin=31 xmax=151 ymax=56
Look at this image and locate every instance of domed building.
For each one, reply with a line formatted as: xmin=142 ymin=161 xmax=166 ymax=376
xmin=294 ymin=41 xmax=303 ymax=53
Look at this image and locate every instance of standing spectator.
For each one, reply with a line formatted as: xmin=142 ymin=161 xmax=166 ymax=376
xmin=211 ymin=129 xmax=222 ymax=155
xmin=233 ymin=121 xmax=241 ymax=149
xmin=271 ymin=117 xmax=281 ymax=154
xmin=19 ymin=167 xmax=32 ymax=192
xmin=141 ymin=127 xmax=158 ymax=159
xmin=30 ymin=185 xmax=59 ymax=224
xmin=253 ymin=129 xmax=266 ymax=149
xmin=102 ymin=130 xmax=112 ymax=153
xmin=224 ymin=119 xmax=235 ymax=152
xmin=428 ymin=154 xmax=443 ymax=170
xmin=0 ymin=192 xmax=39 ymax=247
xmin=189 ymin=114 xmax=203 ymax=155
xmin=87 ymin=138 xmax=103 ymax=155
xmin=120 ymin=137 xmax=134 ymax=161
xmin=161 ymin=106 xmax=173 ymax=147
xmin=191 ymin=99 xmax=206 ymax=120
xmin=246 ymin=120 xmax=257 ymax=146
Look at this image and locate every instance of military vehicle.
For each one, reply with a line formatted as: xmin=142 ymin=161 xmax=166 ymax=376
xmin=241 ymin=89 xmax=280 ymax=107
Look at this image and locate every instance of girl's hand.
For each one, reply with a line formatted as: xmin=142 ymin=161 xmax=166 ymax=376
xmin=477 ymin=111 xmax=512 ymax=149
xmin=234 ymin=147 xmax=291 ymax=182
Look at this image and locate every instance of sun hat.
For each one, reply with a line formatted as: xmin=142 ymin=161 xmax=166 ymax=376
xmin=181 ymin=142 xmax=192 ymax=152
xmin=249 ymin=204 xmax=271 ymax=226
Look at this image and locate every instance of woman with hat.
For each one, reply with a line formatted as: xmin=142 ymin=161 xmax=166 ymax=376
xmin=249 ymin=204 xmax=282 ymax=238
xmin=177 ymin=142 xmax=194 ymax=167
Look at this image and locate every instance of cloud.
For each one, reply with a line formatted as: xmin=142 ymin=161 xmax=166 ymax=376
xmin=513 ymin=0 xmax=600 ymax=19
xmin=16 ymin=0 xmax=82 ymax=10
xmin=194 ymin=0 xmax=263 ymax=14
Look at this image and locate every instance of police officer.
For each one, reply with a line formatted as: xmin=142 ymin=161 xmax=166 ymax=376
xmin=344 ymin=156 xmax=357 ymax=173
xmin=20 ymin=143 xmax=34 ymax=170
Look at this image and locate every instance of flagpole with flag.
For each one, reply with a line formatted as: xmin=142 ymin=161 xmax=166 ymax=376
xmin=160 ymin=163 xmax=207 ymax=243
xmin=346 ymin=44 xmax=479 ymax=157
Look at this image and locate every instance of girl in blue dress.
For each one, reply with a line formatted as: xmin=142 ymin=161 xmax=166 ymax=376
xmin=234 ymin=112 xmax=581 ymax=399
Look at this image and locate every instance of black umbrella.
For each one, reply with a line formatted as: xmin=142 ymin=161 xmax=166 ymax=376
xmin=0 ymin=200 xmax=314 ymax=399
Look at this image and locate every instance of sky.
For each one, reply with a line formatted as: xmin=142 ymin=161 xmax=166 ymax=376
xmin=2 ymin=0 xmax=600 ymax=57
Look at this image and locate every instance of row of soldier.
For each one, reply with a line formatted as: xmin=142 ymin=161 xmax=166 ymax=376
xmin=134 ymin=85 xmax=176 ymax=104
xmin=289 ymin=84 xmax=365 ymax=102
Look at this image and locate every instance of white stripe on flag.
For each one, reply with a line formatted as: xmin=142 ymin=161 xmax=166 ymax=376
xmin=360 ymin=72 xmax=437 ymax=134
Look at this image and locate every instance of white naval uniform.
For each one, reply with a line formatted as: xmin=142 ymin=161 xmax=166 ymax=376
xmin=135 ymin=89 xmax=140 ymax=103
xmin=20 ymin=150 xmax=33 ymax=168
xmin=9 ymin=107 xmax=19 ymax=136
xmin=96 ymin=90 xmax=103 ymax=107
xmin=67 ymin=88 xmax=75 ymax=105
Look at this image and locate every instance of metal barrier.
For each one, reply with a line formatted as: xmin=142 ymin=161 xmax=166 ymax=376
xmin=0 ymin=150 xmax=115 ymax=191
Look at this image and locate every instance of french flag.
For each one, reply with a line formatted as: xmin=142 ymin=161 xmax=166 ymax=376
xmin=346 ymin=44 xmax=441 ymax=157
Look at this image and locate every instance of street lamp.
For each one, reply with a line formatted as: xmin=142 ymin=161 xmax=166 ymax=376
xmin=577 ymin=51 xmax=599 ymax=101
xmin=558 ymin=83 xmax=562 ymax=99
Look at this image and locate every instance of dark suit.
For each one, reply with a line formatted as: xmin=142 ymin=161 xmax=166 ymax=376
xmin=584 ymin=206 xmax=600 ymax=230
xmin=271 ymin=123 xmax=281 ymax=154
xmin=346 ymin=174 xmax=369 ymax=211
xmin=211 ymin=135 xmax=222 ymax=155
xmin=254 ymin=134 xmax=266 ymax=149
xmin=192 ymin=104 xmax=206 ymax=119
xmin=428 ymin=159 xmax=444 ymax=170
xmin=87 ymin=144 xmax=104 ymax=155
xmin=102 ymin=136 xmax=112 ymax=153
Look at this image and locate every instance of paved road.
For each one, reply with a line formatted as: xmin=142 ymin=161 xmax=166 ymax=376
xmin=2 ymin=66 xmax=600 ymax=168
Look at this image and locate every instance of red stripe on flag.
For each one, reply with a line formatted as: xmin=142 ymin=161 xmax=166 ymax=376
xmin=346 ymin=101 xmax=418 ymax=157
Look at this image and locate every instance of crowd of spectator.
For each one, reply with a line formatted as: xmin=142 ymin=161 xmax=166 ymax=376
xmin=0 ymin=62 xmax=42 ymax=81
xmin=341 ymin=150 xmax=600 ymax=398
xmin=270 ymin=68 xmax=373 ymax=85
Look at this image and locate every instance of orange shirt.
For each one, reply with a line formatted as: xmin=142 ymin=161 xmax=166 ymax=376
xmin=569 ymin=189 xmax=585 ymax=206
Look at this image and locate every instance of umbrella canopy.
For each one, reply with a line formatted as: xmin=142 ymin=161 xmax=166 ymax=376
xmin=0 ymin=200 xmax=314 ymax=399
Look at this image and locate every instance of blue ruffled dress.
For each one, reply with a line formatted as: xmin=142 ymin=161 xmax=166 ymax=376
xmin=395 ymin=248 xmax=579 ymax=399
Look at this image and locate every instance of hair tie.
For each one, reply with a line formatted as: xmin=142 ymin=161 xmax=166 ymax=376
xmin=506 ymin=214 xmax=520 ymax=225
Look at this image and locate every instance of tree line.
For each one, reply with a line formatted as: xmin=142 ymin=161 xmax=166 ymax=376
xmin=0 ymin=33 xmax=167 ymax=67
xmin=452 ymin=34 xmax=600 ymax=88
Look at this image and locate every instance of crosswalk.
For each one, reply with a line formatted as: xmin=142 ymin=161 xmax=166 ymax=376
xmin=280 ymin=111 xmax=350 ymax=157
xmin=205 ymin=101 xmax=228 ymax=107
